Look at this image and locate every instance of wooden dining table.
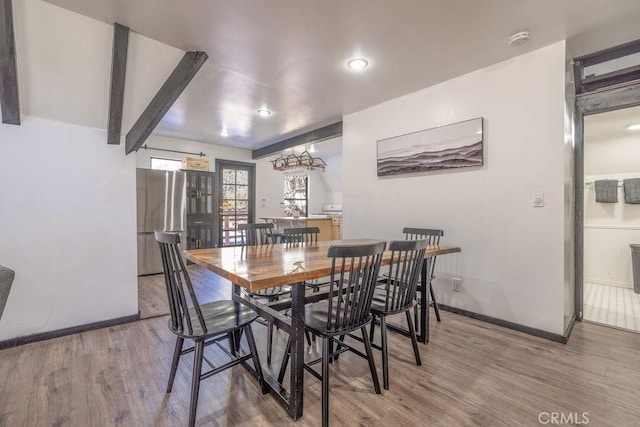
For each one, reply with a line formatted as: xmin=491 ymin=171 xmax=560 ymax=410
xmin=184 ymin=239 xmax=461 ymax=420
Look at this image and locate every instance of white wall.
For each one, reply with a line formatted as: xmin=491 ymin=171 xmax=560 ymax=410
xmin=0 ymin=117 xmax=138 ymax=339
xmin=0 ymin=0 xmax=186 ymax=339
xmin=1 ymin=0 xmax=259 ymax=340
xmin=13 ymin=0 xmax=185 ymax=135
xmin=343 ymin=42 xmax=569 ymax=334
xmin=136 ymin=135 xmax=253 ymax=170
xmin=317 ymin=153 xmax=343 ymax=205
xmin=583 ymin=174 xmax=640 ymax=289
xmin=585 ymin=134 xmax=640 ymax=175
xmin=584 ymin=127 xmax=640 ymax=288
xmin=13 ymin=0 xmax=110 ymax=128
xmin=135 ymin=135 xmax=333 ymax=218
xmin=0 ymin=0 xmax=147 ymax=340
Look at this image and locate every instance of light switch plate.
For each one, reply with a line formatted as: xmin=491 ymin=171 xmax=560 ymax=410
xmin=533 ymin=192 xmax=544 ymax=207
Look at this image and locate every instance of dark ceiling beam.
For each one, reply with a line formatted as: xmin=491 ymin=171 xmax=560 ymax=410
xmin=252 ymin=121 xmax=343 ymax=159
xmin=107 ymin=23 xmax=129 ymax=145
xmin=125 ymin=51 xmax=208 ymax=155
xmin=0 ymin=0 xmax=20 ymax=125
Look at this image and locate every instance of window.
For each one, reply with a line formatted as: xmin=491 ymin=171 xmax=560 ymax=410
xmin=150 ymin=157 xmax=182 ymax=171
xmin=284 ymin=174 xmax=308 ymax=216
xmin=574 ymin=40 xmax=640 ymax=94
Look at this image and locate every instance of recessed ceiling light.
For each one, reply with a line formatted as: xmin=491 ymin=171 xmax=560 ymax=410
xmin=220 ymin=129 xmax=230 ymax=137
xmin=508 ymin=31 xmax=530 ymax=47
xmin=257 ymin=109 xmax=272 ymax=117
xmin=627 ymin=123 xmax=640 ymax=131
xmin=347 ymin=57 xmax=369 ymax=71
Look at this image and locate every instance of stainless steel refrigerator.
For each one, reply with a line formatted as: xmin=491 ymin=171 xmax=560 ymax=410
xmin=136 ymin=169 xmax=187 ymax=275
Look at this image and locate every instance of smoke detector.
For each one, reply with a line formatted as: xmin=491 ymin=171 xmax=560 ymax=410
xmin=508 ymin=31 xmax=530 ymax=47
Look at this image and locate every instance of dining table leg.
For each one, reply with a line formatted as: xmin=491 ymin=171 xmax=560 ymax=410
xmin=230 ymin=282 xmax=306 ymax=419
xmin=418 ymin=259 xmax=431 ymax=343
xmin=288 ymin=282 xmax=305 ymax=419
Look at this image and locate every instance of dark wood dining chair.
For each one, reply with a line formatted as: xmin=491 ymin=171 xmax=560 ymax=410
xmin=155 ymin=231 xmax=266 ymax=427
xmin=403 ymin=227 xmax=444 ymax=322
xmin=283 ymin=226 xmax=319 ymax=244
xmin=277 ymin=241 xmax=386 ymax=427
xmin=369 ymin=239 xmax=428 ymax=390
xmin=238 ymin=222 xmax=294 ymax=364
xmin=238 ymin=223 xmax=292 ymax=300
xmin=283 ymin=227 xmax=328 ymax=292
xmin=238 ymin=222 xmax=274 ymax=246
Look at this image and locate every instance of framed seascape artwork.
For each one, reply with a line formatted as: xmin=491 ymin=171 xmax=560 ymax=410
xmin=377 ymin=117 xmax=483 ymax=176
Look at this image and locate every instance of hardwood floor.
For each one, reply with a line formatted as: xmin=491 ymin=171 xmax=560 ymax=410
xmin=2 ymin=268 xmax=640 ymax=426
xmin=138 ymin=266 xmax=230 ymax=319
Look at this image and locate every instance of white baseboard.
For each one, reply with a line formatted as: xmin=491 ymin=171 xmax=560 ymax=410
xmin=584 ymin=278 xmax=633 ymax=289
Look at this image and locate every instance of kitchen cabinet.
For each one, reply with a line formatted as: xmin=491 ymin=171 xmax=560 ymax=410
xmin=186 ymin=224 xmax=216 ymax=249
xmin=186 ymin=170 xmax=215 ymax=216
xmin=306 ymin=218 xmax=332 ymax=241
xmin=185 ymin=170 xmax=217 ymax=249
xmin=330 ymin=216 xmax=342 ymax=240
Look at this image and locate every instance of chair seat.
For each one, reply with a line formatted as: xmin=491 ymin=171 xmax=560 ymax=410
xmin=304 ymin=299 xmax=373 ymax=336
xmin=246 ymin=285 xmax=292 ymax=300
xmin=303 ymin=276 xmax=333 ymax=292
xmin=306 ymin=276 xmax=332 ymax=286
xmin=169 ymin=300 xmax=259 ymax=339
xmin=370 ymin=284 xmax=416 ymax=316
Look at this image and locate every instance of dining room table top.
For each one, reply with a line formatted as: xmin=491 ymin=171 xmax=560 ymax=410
xmin=184 ymin=239 xmax=461 ymax=292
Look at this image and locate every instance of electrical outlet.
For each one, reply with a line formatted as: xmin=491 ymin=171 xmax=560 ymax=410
xmin=452 ymin=277 xmax=462 ymax=292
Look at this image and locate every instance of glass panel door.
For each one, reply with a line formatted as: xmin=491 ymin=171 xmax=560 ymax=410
xmin=216 ymin=160 xmax=255 ymax=246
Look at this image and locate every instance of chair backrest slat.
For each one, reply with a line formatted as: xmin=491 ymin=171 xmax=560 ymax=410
xmin=402 ymin=227 xmax=443 ymax=278
xmin=238 ymin=223 xmax=274 ymax=247
xmin=283 ymin=227 xmax=319 ymax=245
xmin=324 ymin=242 xmax=386 ymax=333
xmin=155 ymin=231 xmax=207 ymax=335
xmin=384 ymin=239 xmax=428 ymax=312
xmin=403 ymin=227 xmax=443 ymax=245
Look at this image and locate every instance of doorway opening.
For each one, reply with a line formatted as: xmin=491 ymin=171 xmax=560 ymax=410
xmin=582 ymin=106 xmax=640 ymax=332
xmin=574 ymin=38 xmax=640 ymax=332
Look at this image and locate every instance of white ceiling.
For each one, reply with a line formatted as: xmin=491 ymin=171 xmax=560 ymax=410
xmin=42 ymin=0 xmax=640 ymax=150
